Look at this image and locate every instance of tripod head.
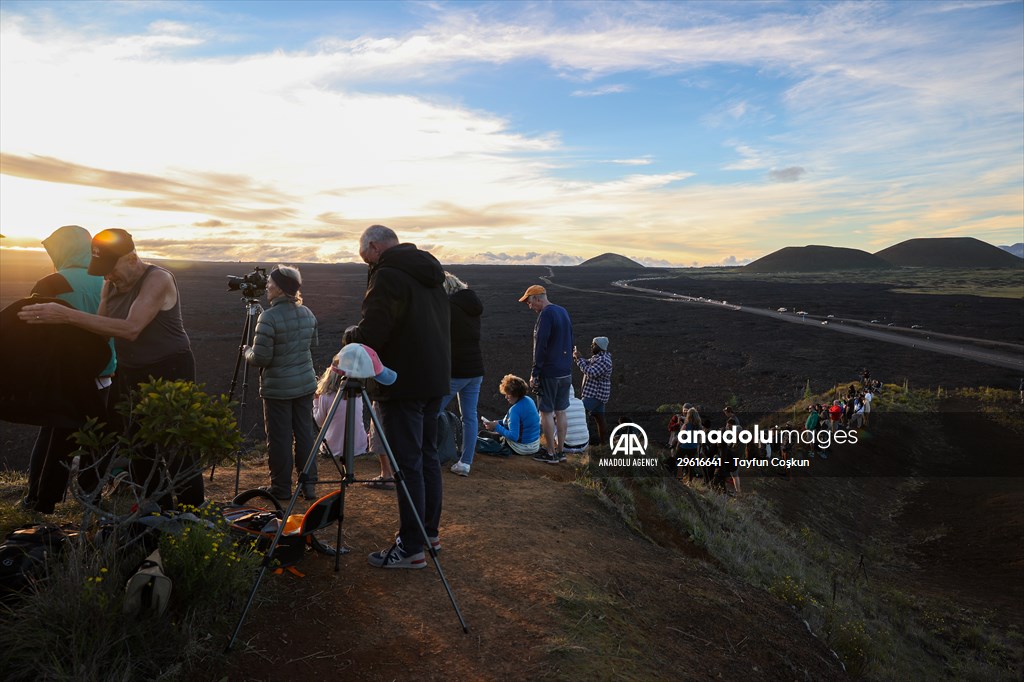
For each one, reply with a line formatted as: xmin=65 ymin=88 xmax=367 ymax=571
xmin=339 ymin=375 xmax=366 ymax=394
xmin=239 ymin=297 xmax=264 ymax=314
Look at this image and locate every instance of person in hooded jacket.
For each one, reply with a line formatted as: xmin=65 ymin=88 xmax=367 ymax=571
xmin=439 ymin=272 xmax=484 ymax=477
xmin=23 ymin=225 xmax=116 ymax=513
xmin=343 ymin=225 xmax=450 ymax=569
xmin=20 ymin=228 xmax=202 ymax=509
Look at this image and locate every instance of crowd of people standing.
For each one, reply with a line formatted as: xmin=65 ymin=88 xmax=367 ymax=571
xmin=7 ymin=223 xmax=620 ymax=568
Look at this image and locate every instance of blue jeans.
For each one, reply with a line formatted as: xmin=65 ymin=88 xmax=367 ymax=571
xmin=439 ymin=376 xmax=483 ymax=465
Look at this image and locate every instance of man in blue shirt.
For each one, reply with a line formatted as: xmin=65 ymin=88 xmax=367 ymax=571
xmin=519 ymin=285 xmax=573 ymax=464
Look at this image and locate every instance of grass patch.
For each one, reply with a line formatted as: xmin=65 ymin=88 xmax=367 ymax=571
xmin=546 ymin=577 xmax=671 ymax=680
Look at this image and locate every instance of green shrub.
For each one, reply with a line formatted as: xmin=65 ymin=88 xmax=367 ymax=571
xmin=72 ymin=379 xmax=241 ymax=518
xmin=830 ymin=618 xmax=871 ymax=677
xmin=769 ymin=574 xmax=812 ymax=609
xmin=159 ymin=505 xmax=262 ymax=607
xmin=129 ymin=379 xmax=240 ymax=461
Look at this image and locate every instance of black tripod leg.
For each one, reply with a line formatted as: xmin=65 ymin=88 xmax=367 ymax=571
xmin=211 ymin=307 xmax=254 ymax=483
xmin=233 ymin=354 xmax=249 ymax=496
xmin=364 ymin=390 xmax=470 ymax=634
xmin=227 ymin=383 xmax=350 ymax=652
xmin=233 ymin=304 xmax=260 ymax=495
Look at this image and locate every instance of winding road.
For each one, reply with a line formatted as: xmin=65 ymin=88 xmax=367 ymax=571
xmin=539 ymin=270 xmax=1024 ymax=372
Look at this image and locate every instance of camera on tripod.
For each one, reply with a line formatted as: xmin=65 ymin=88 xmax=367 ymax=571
xmin=226 ymin=267 xmax=269 ymax=299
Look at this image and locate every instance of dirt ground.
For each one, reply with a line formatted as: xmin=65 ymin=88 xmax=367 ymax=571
xmin=215 ymin=453 xmax=844 ymax=681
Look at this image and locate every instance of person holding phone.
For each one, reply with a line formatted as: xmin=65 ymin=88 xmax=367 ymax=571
xmin=479 ymin=374 xmax=541 ymax=457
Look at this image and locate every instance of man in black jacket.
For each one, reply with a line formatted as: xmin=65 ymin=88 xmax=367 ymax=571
xmin=343 ymin=225 xmax=451 ymax=569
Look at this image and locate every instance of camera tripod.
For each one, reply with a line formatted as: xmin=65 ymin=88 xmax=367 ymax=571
xmin=209 ymin=296 xmax=263 ymax=495
xmin=226 ymin=375 xmax=469 ymax=651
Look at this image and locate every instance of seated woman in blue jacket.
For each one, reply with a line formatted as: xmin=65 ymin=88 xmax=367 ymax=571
xmin=480 ymin=374 xmax=541 ymax=456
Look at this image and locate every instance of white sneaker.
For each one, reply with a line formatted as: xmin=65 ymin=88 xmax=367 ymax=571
xmin=450 ymin=461 xmax=471 ymax=477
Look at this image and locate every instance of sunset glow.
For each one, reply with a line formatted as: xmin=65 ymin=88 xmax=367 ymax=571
xmin=1 ymin=1 xmax=1021 ymax=265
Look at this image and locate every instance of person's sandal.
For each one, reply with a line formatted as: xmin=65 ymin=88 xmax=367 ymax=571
xmin=365 ymin=475 xmax=396 ymax=490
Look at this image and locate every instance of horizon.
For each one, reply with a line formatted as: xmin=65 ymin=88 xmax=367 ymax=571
xmin=1 ymin=1 xmax=1022 ymax=266
xmin=1 ymin=235 xmax=1021 ymax=269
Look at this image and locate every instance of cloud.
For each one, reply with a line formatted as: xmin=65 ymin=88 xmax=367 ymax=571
xmin=470 ymin=251 xmax=583 ymax=266
xmin=632 ymin=256 xmax=675 ymax=267
xmin=928 ymin=1 xmax=1016 ymax=12
xmin=1 ymin=153 xmax=300 ymax=222
xmin=720 ymin=255 xmax=751 ymax=266
xmin=605 ymin=157 xmax=654 ymax=166
xmin=769 ymin=167 xmax=807 ymax=183
xmin=704 ymin=99 xmax=771 ymax=128
xmin=723 ymin=144 xmax=770 ymax=171
xmin=192 ymin=219 xmax=225 ymax=228
xmin=571 ymin=84 xmax=629 ymax=97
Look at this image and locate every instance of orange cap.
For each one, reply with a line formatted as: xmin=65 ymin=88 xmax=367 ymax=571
xmin=518 ymin=285 xmax=546 ymax=302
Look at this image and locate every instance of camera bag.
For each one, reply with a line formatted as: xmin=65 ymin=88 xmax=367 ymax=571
xmin=222 ymin=488 xmax=343 ymax=572
xmin=0 ymin=523 xmax=73 ymax=600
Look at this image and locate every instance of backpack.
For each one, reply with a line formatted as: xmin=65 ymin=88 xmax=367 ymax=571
xmin=222 ymin=489 xmax=344 ymax=572
xmin=436 ymin=410 xmax=463 ymax=465
xmin=0 ymin=523 xmax=73 ymax=599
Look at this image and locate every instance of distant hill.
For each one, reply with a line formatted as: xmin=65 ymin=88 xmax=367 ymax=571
xmin=875 ymin=237 xmax=1022 ymax=268
xmin=999 ymin=243 xmax=1024 ymax=259
xmin=578 ymin=252 xmax=645 ymax=268
xmin=744 ymin=245 xmax=890 ymax=272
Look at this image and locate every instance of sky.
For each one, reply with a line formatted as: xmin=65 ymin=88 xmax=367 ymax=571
xmin=1 ymin=0 xmax=1022 ymax=267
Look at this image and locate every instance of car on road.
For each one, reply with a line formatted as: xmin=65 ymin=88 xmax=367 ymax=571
xmin=911 ymin=324 xmax=922 ymax=329
xmin=827 ymin=314 xmax=835 ymax=318
xmin=821 ymin=320 xmax=828 ymax=325
xmin=796 ymin=310 xmax=808 ymax=315
xmin=887 ymin=323 xmax=895 ymax=327
xmin=777 ymin=307 xmax=788 ymax=312
xmin=870 ymin=319 xmax=880 ymax=324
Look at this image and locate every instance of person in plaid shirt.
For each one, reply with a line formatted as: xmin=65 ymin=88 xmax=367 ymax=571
xmin=573 ymin=336 xmax=612 ymax=442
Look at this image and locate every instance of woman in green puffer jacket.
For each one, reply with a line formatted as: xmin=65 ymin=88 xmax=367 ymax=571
xmin=244 ymin=265 xmax=319 ymax=500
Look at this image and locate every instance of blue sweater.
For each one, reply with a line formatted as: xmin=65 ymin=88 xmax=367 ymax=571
xmin=532 ymin=304 xmax=573 ymax=379
xmin=494 ymin=397 xmax=541 ymax=444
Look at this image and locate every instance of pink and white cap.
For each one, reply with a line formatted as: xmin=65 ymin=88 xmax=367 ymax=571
xmin=338 ymin=343 xmax=397 ymax=385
